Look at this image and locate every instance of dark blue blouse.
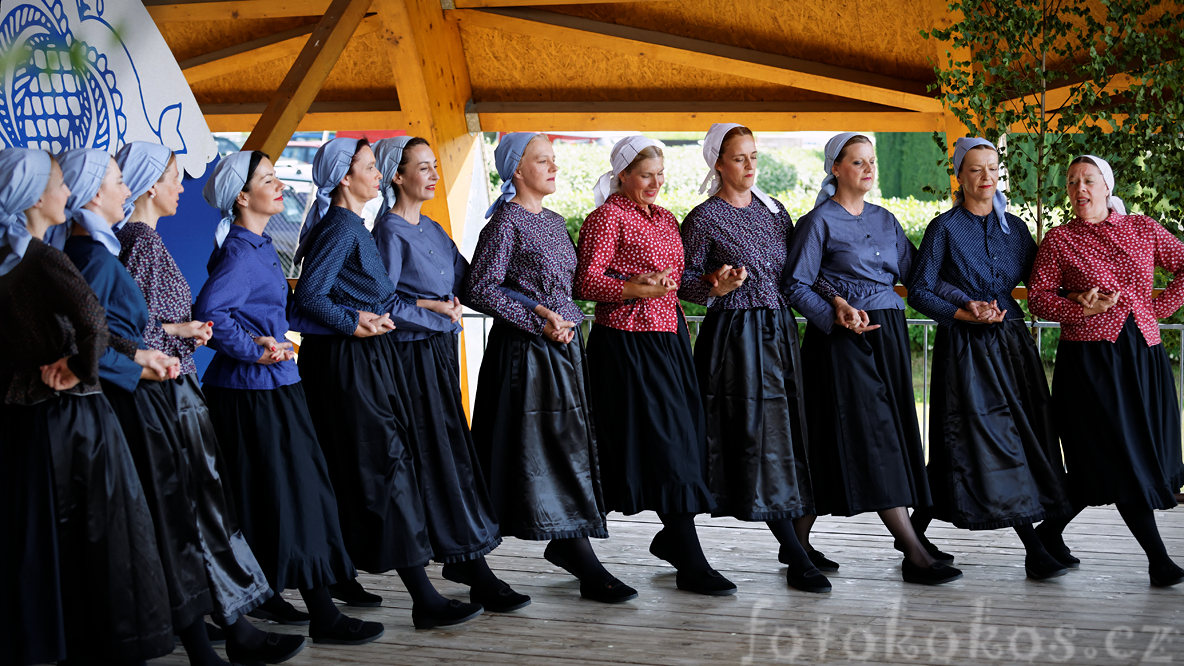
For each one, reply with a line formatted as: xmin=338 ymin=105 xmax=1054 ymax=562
xmin=64 ymin=233 xmax=146 ymax=393
xmin=290 ymin=206 xmax=397 ymax=337
xmin=371 ymin=211 xmax=465 ymax=342
xmin=906 ymin=207 xmax=1033 ymax=327
xmin=194 ymin=225 xmax=301 ymax=390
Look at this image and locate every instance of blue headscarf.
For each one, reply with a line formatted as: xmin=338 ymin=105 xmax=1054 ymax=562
xmin=0 ymin=148 xmax=52 ymax=276
xmin=814 ymin=132 xmax=866 ymax=209
xmin=45 ymin=148 xmax=122 ymax=256
xmin=201 ymin=151 xmax=255 ymax=248
xmin=373 ymin=136 xmax=414 ymax=215
xmin=486 ymin=132 xmax=541 ymax=219
xmin=294 ymin=137 xmax=362 ymax=265
xmin=114 ymin=141 xmax=173 ymax=228
xmin=953 ymin=137 xmax=1010 ymax=234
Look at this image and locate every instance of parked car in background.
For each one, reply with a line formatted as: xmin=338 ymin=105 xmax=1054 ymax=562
xmin=214 ymin=135 xmax=240 ymax=156
xmin=267 ymin=185 xmax=309 ymax=277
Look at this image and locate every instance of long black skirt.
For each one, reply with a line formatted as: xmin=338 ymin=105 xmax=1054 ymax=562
xmin=1051 ymin=315 xmax=1184 ymax=509
xmin=586 ymin=315 xmax=715 ymax=515
xmin=390 ymin=332 xmax=502 ymax=562
xmin=0 ymin=395 xmax=173 ymax=665
xmin=927 ymin=320 xmax=1071 ymax=529
xmin=204 ymin=382 xmax=355 ymax=591
xmin=695 ymin=307 xmax=814 ymax=521
xmin=472 ymin=321 xmax=607 ymax=541
xmin=801 ymin=308 xmax=930 ymax=516
xmin=298 ymin=333 xmax=433 ymax=571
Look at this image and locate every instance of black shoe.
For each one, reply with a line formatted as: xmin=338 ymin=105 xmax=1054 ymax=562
xmin=894 ymin=537 xmax=955 ymax=563
xmin=205 ymin=622 xmax=226 ymax=646
xmin=249 ymin=598 xmax=310 ymax=626
xmin=901 ymin=559 xmax=963 ymax=585
xmin=649 ymin=529 xmax=682 ymax=568
xmin=675 ymin=568 xmax=737 ymax=596
xmin=1150 ymin=562 xmax=1184 ymax=588
xmin=580 ymin=576 xmax=639 ymax=603
xmin=470 ymin=582 xmax=531 ymax=613
xmin=804 ymin=549 xmax=839 ymax=572
xmin=1025 ymin=552 xmax=1069 ymax=581
xmin=1035 ymin=523 xmax=1080 ymax=568
xmin=329 ymin=580 xmax=383 ymax=608
xmin=786 ymin=565 xmax=831 ymax=594
xmin=411 ymin=599 xmax=484 ymax=630
xmin=226 ymin=633 xmax=307 ymax=665
xmin=309 ymin=615 xmax=384 ymax=645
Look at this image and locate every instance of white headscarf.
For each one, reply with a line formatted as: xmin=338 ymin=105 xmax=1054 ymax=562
xmin=592 ymin=135 xmax=664 ymax=207
xmin=698 ymin=123 xmax=778 ymax=214
xmin=814 ymin=132 xmax=867 ymax=209
xmin=952 ymin=137 xmax=1009 ymax=233
xmin=1076 ymin=154 xmax=1126 ymax=216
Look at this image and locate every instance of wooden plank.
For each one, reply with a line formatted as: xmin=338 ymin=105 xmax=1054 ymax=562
xmin=203 ymin=100 xmax=402 ymax=132
xmin=145 ymin=0 xmax=331 ymax=21
xmin=450 ymin=7 xmax=944 ymax=113
xmin=240 ymin=0 xmax=373 ymax=158
xmin=452 ymin=0 xmax=662 ymax=6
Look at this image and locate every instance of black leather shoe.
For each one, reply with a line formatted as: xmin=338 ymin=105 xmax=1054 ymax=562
xmin=329 ymin=580 xmax=383 ymax=608
xmin=411 ymin=599 xmax=484 ymax=630
xmin=901 ymin=559 xmax=963 ymax=585
xmin=249 ymin=598 xmax=310 ymax=626
xmin=205 ymin=622 xmax=226 ymax=646
xmin=580 ymin=576 xmax=638 ymax=603
xmin=649 ymin=529 xmax=682 ymax=568
xmin=1035 ymin=524 xmax=1080 ymax=568
xmin=470 ymin=582 xmax=531 ymax=613
xmin=226 ymin=633 xmax=307 ymax=665
xmin=786 ymin=566 xmax=831 ymax=594
xmin=803 ymin=549 xmax=839 ymax=572
xmin=894 ymin=537 xmax=955 ymax=563
xmin=675 ymin=568 xmax=737 ymax=596
xmin=1150 ymin=562 xmax=1184 ymax=588
xmin=1025 ymin=552 xmax=1069 ymax=580
xmin=309 ymin=615 xmax=384 ymax=645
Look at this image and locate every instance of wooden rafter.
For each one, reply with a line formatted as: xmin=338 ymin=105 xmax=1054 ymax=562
xmin=202 ymin=100 xmax=402 ymax=131
xmin=1001 ymin=72 xmax=1138 ymax=115
xmin=449 ymin=0 xmax=661 ymax=6
xmin=144 ymin=0 xmax=331 ymax=21
xmin=450 ymin=7 xmax=943 ymax=113
xmin=241 ymin=0 xmax=373 ymax=158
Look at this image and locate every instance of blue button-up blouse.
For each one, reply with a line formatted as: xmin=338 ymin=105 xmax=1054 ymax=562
xmin=371 ymin=211 xmax=465 ymax=342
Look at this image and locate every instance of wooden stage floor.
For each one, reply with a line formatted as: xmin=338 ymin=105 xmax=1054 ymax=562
xmin=155 ymin=507 xmax=1183 ymax=665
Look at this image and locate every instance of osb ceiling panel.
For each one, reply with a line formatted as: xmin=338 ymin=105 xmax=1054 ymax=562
xmin=156 ymin=17 xmax=317 ymax=62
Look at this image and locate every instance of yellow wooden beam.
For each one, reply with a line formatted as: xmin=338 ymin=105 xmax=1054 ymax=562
xmin=1000 ymin=72 xmax=1138 ymax=116
xmin=470 ymin=101 xmax=946 ymax=133
xmin=451 ymin=7 xmax=943 ymax=113
xmin=241 ymin=0 xmax=373 ymax=158
xmin=145 ymin=0 xmax=331 ymax=21
xmin=925 ymin=0 xmax=969 ymax=199
xmin=450 ymin=0 xmax=660 ymax=6
xmin=202 ymin=100 xmax=403 ymax=131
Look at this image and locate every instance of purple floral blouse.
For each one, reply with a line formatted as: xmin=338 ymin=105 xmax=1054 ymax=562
xmin=116 ymin=222 xmax=198 ymax=374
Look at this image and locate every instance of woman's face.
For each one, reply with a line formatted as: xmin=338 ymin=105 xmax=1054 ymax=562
xmin=88 ymin=158 xmax=132 ymax=225
xmin=832 ymin=141 xmax=875 ymax=196
xmin=716 ymin=134 xmax=757 ymax=193
xmin=31 ymin=160 xmax=70 ymax=227
xmin=618 ymin=156 xmax=665 ymax=207
xmin=342 ymin=144 xmax=381 ymax=203
xmin=514 ymin=136 xmax=558 ymax=197
xmin=149 ymin=158 xmax=184 ymax=217
xmin=957 ymin=147 xmax=999 ymax=205
xmin=236 ymin=156 xmax=285 ymax=220
xmin=393 ymin=143 xmax=439 ymax=204
xmin=1067 ymin=161 xmax=1110 ymax=222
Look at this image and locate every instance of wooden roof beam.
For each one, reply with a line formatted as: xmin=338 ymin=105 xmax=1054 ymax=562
xmin=145 ymin=0 xmax=332 ymax=21
xmin=449 ymin=0 xmax=662 ymax=6
xmin=450 ymin=7 xmax=944 ymax=113
xmin=202 ymin=100 xmax=403 ymax=131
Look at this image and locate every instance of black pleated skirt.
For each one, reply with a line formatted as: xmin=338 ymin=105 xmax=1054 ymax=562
xmin=0 ymin=395 xmax=173 ymax=665
xmin=298 ymin=333 xmax=433 ymax=571
xmin=800 ymin=308 xmax=930 ymax=516
xmin=1051 ymin=315 xmax=1184 ymax=509
xmin=390 ymin=332 xmax=502 ymax=562
xmin=586 ymin=315 xmax=715 ymax=515
xmin=204 ymin=381 xmax=356 ymax=592
xmin=695 ymin=307 xmax=814 ymax=521
xmin=927 ymin=320 xmax=1071 ymax=529
xmin=471 ymin=321 xmax=607 ymax=541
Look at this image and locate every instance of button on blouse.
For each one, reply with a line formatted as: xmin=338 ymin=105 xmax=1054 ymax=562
xmin=371 ymin=211 xmax=465 ymax=341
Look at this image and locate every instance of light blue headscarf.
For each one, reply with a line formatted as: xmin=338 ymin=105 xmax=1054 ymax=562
xmin=294 ymin=137 xmax=363 ymax=265
xmin=373 ymin=136 xmax=414 ymax=215
xmin=201 ymin=151 xmax=255 ymax=248
xmin=114 ymin=141 xmax=173 ymax=228
xmin=814 ymin=132 xmax=866 ymax=209
xmin=0 ymin=148 xmax=52 ymax=276
xmin=45 ymin=148 xmax=122 ymax=256
xmin=486 ymin=132 xmax=541 ymax=219
xmin=953 ymin=137 xmax=1010 ymax=234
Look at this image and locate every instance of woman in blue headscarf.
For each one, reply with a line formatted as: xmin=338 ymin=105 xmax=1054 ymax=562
xmin=466 ymin=133 xmax=634 ymax=603
xmin=369 ymin=135 xmax=528 ymax=614
xmin=0 ymin=147 xmax=172 ymax=666
xmin=291 ymin=137 xmax=483 ymax=630
xmin=906 ymin=138 xmax=1072 ymax=580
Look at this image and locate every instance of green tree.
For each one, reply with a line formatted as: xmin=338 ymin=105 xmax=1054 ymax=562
xmin=877 ymin=133 xmax=948 ymax=201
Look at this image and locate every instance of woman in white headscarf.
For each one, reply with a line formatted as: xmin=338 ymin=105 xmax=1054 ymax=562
xmin=1029 ymin=154 xmax=1184 ymax=587
xmin=575 ymin=135 xmax=735 ymax=596
xmin=679 ymin=123 xmax=830 ymax=593
xmin=0 ymin=147 xmax=172 ymax=666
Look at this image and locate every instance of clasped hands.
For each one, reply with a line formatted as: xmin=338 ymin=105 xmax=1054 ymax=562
xmin=1067 ymin=287 xmax=1121 ymax=316
xmin=832 ymin=296 xmax=881 ymax=334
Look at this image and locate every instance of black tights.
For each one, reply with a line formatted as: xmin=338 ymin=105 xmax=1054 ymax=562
xmin=659 ymin=513 xmax=711 ymax=573
xmin=913 ymin=507 xmax=1054 ymax=559
xmin=796 ymin=509 xmax=935 ymax=567
xmin=548 ymin=537 xmax=611 ymax=582
xmin=766 ymin=517 xmax=812 ymax=570
xmin=1042 ymin=503 xmax=1175 ymax=567
xmin=396 ymin=566 xmax=448 ymax=613
xmin=177 ymin=619 xmax=227 ymax=666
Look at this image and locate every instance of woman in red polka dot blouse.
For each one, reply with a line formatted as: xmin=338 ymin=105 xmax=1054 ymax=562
xmin=1028 ymin=155 xmax=1184 ymax=587
xmin=575 ymin=136 xmax=735 ymax=596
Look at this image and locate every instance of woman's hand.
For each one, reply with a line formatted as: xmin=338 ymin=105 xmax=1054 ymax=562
xmin=954 ymin=300 xmax=1006 ymax=324
xmin=535 ymin=305 xmax=576 ymax=344
xmin=353 ymin=311 xmax=396 ymax=338
xmin=135 ymin=349 xmax=181 ymax=381
xmin=40 ymin=357 xmax=80 ymax=391
xmin=705 ymin=264 xmax=748 ymax=298
xmin=253 ymin=335 xmax=296 ymax=364
xmin=163 ymin=320 xmax=214 ymax=346
xmin=416 ymin=297 xmax=463 ymax=323
xmin=622 ymin=268 xmax=676 ymax=299
xmin=832 ymin=296 xmax=880 ymax=334
xmin=1082 ymin=289 xmax=1121 ymax=316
